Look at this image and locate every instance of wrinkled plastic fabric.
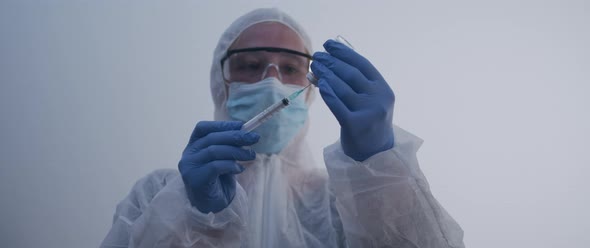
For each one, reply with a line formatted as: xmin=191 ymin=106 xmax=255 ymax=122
xmin=101 ymin=7 xmax=464 ymax=248
xmin=100 ymin=126 xmax=464 ymax=248
xmin=324 ymin=126 xmax=464 ymax=248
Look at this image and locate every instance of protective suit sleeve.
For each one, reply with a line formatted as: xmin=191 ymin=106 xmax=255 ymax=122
xmin=324 ymin=126 xmax=465 ymax=248
xmin=100 ymin=169 xmax=248 ymax=248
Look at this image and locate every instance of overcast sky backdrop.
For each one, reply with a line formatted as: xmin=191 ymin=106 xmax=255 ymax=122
xmin=1 ymin=1 xmax=589 ymax=247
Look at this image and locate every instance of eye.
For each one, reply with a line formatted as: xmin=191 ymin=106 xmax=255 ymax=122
xmin=282 ymin=64 xmax=305 ymax=75
xmin=235 ymin=59 xmax=262 ymax=72
xmin=279 ymin=55 xmax=308 ymax=76
xmin=284 ymin=65 xmax=298 ymax=74
xmin=245 ymin=61 xmax=262 ymax=71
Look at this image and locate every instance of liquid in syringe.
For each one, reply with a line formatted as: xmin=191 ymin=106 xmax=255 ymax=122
xmin=241 ymin=84 xmax=311 ymax=132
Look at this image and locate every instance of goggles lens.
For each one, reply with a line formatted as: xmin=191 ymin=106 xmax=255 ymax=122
xmin=222 ymin=47 xmax=311 ymax=86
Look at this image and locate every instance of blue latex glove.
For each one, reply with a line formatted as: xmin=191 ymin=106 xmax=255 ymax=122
xmin=311 ymin=40 xmax=395 ymax=161
xmin=178 ymin=121 xmax=259 ymax=213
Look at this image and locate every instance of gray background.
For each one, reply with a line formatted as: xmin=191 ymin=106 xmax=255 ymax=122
xmin=1 ymin=0 xmax=588 ymax=247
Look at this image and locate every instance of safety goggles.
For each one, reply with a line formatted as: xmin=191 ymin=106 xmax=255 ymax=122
xmin=220 ymin=47 xmax=312 ymax=86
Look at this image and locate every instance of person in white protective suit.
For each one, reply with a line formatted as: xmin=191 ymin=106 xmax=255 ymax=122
xmin=101 ymin=8 xmax=465 ymax=248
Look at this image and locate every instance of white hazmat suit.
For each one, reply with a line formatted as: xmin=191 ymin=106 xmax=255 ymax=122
xmin=101 ymin=8 xmax=465 ymax=248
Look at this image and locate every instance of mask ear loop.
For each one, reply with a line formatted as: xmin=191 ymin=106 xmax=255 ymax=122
xmin=223 ymin=71 xmax=232 ymax=103
xmin=260 ymin=63 xmax=283 ymax=82
xmin=221 ymin=56 xmax=233 ymax=102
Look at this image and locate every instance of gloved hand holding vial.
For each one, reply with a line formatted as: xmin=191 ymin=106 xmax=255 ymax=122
xmin=241 ymin=35 xmax=353 ymax=133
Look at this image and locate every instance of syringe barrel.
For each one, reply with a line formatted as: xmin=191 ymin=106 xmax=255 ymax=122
xmin=242 ymin=98 xmax=290 ymax=132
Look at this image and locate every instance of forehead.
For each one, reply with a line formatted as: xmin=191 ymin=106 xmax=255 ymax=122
xmin=229 ymin=22 xmax=307 ymax=54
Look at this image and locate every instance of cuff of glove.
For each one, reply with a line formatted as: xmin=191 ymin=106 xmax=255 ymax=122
xmin=170 ymin=177 xmax=248 ymax=230
xmin=191 ymin=186 xmax=247 ymax=230
xmin=324 ymin=125 xmax=424 ymax=184
xmin=340 ymin=127 xmax=395 ymax=162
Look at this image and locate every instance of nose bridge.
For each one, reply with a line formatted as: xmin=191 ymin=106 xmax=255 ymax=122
xmin=260 ymin=63 xmax=282 ymax=81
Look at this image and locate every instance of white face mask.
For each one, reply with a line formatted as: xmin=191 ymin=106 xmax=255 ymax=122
xmin=226 ymin=77 xmax=308 ymax=154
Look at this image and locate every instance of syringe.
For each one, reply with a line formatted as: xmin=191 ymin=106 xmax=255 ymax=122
xmin=241 ymin=36 xmax=354 ymax=132
xmin=241 ymin=84 xmax=311 ymax=132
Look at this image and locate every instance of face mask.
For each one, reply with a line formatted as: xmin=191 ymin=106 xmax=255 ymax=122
xmin=226 ymin=77 xmax=308 ymax=154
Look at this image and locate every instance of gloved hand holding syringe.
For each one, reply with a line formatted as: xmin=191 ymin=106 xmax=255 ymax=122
xmin=241 ymin=35 xmax=354 ymax=132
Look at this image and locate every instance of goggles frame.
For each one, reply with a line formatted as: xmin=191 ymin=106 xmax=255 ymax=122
xmin=220 ymin=47 xmax=312 ymax=84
